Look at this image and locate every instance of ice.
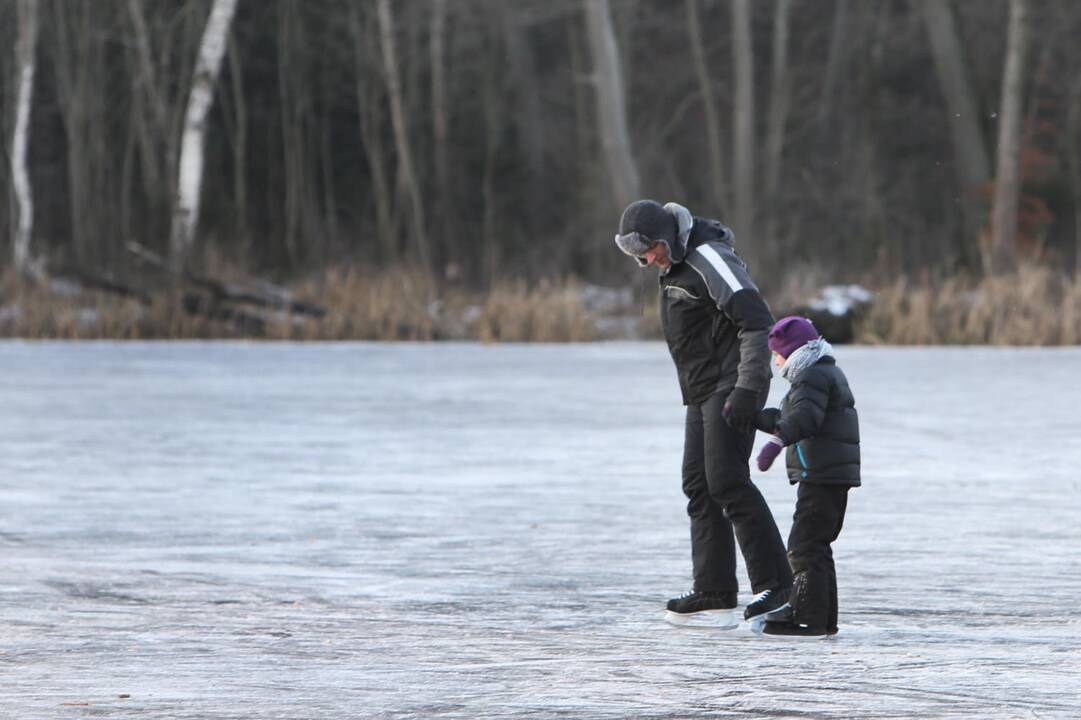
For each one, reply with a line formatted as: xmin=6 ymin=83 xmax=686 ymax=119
xmin=1 ymin=341 xmax=1079 ymax=718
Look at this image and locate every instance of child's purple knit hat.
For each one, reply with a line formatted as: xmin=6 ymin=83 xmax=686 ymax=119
xmin=768 ymin=316 xmax=819 ymax=359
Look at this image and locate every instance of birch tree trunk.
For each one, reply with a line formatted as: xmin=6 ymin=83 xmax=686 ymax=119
xmin=377 ymin=0 xmax=431 ymax=282
xmin=11 ymin=0 xmax=39 ymax=277
xmin=686 ymin=0 xmax=726 ymax=213
xmin=919 ymin=0 xmax=991 ymax=268
xmin=988 ymin=0 xmax=1031 ymax=276
xmin=169 ymin=0 xmax=239 ymax=272
xmin=583 ymin=0 xmax=640 ymax=209
xmin=731 ymin=0 xmax=756 ymax=243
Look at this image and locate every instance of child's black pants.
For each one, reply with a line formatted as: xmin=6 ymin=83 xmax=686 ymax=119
xmin=787 ymin=482 xmax=849 ymax=631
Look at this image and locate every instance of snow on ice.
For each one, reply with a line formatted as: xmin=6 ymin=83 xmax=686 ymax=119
xmin=808 ymin=285 xmax=874 ymax=317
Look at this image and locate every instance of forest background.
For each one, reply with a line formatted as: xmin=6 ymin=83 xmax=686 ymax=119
xmin=3 ymin=0 xmax=1081 ymax=344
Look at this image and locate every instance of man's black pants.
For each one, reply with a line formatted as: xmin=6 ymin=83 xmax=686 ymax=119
xmin=787 ymin=482 xmax=849 ymax=631
xmin=682 ymin=390 xmax=792 ymax=595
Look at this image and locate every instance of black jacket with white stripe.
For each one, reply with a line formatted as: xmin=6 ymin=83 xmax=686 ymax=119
xmin=658 ymin=217 xmax=775 ymax=406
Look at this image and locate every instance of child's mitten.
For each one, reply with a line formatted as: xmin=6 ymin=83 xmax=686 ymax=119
xmin=756 ymin=435 xmax=784 ymax=471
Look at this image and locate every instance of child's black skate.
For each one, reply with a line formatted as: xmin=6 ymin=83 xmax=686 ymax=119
xmin=751 ymin=604 xmax=838 ymax=638
xmin=760 ymin=619 xmax=829 ymax=638
xmin=665 ymin=590 xmax=739 ymax=628
xmin=743 ymin=586 xmax=790 ymax=620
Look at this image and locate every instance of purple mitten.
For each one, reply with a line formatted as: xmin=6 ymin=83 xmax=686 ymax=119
xmin=756 ymin=436 xmax=784 ymax=471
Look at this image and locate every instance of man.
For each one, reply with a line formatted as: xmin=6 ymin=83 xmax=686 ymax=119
xmin=615 ymin=199 xmax=792 ymax=627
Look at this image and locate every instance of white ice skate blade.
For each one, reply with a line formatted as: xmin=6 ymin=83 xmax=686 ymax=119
xmin=664 ymin=609 xmax=740 ymax=629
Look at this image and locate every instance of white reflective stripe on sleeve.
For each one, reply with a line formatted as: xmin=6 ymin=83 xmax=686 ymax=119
xmin=695 ymin=244 xmax=744 ymax=292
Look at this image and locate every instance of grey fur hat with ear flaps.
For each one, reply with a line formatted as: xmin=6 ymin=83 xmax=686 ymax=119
xmin=614 ymin=200 xmax=695 ymax=267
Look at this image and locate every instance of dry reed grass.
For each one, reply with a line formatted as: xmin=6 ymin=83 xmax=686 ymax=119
xmin=0 ymin=265 xmax=603 ymax=342
xmin=475 ymin=278 xmax=599 ymax=342
xmin=266 ymin=270 xmax=601 ymax=342
xmin=294 ymin=265 xmax=438 ymax=340
xmin=5 ymin=263 xmax=1079 ymax=344
xmin=858 ymin=265 xmax=1081 ymax=345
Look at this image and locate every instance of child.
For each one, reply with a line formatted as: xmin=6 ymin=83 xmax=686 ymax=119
xmin=753 ymin=316 xmax=860 ymax=637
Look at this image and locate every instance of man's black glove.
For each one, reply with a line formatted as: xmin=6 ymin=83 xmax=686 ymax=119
xmin=722 ymin=387 xmax=758 ymax=431
xmin=755 ymin=408 xmax=781 ymax=434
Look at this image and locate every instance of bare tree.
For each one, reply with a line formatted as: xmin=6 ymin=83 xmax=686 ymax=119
xmin=126 ymin=0 xmax=171 ymax=210
xmin=170 ymin=0 xmax=240 ymax=272
xmin=348 ymin=3 xmax=397 ymax=259
xmin=504 ymin=8 xmax=546 ymax=224
xmin=731 ymin=0 xmax=756 ymax=243
xmin=583 ymin=0 xmax=640 ymax=209
xmin=51 ymin=4 xmax=109 ymax=263
xmin=686 ymin=0 xmax=726 ymax=213
xmin=10 ymin=0 xmax=39 ymax=278
xmin=763 ymin=0 xmax=793 ymax=254
xmin=817 ymin=0 xmax=851 ymax=130
xmin=2 ymin=0 xmax=1080 ymax=301
xmin=481 ymin=36 xmax=505 ymax=289
xmin=430 ymin=0 xmax=449 ymax=238
xmin=276 ymin=0 xmax=313 ymax=266
xmin=1069 ymin=75 xmax=1081 ymax=278
xmin=224 ymin=35 xmax=249 ymax=248
xmin=566 ymin=16 xmax=592 ymax=185
xmin=377 ymin=0 xmax=431 ymax=283
xmin=919 ymin=0 xmax=992 ymax=268
xmin=988 ymin=0 xmax=1032 ymax=275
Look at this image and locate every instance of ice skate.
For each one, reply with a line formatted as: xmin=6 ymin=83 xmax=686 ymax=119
xmin=758 ymin=619 xmax=830 ymax=638
xmin=750 ymin=604 xmax=837 ymax=638
xmin=664 ymin=590 xmax=739 ymax=629
xmin=744 ymin=586 xmax=790 ymax=620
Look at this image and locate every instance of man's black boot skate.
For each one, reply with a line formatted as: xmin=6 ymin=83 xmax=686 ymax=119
xmin=744 ymin=586 xmax=790 ymax=621
xmin=664 ymin=590 xmax=739 ymax=628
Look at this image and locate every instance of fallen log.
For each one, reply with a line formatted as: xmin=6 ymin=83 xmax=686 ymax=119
xmin=126 ymin=241 xmax=328 ymax=319
xmin=41 ymin=245 xmax=326 ymax=336
xmin=62 ymin=268 xmax=154 ymax=305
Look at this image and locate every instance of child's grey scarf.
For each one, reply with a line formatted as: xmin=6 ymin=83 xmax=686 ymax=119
xmin=780 ymin=338 xmax=834 ymax=383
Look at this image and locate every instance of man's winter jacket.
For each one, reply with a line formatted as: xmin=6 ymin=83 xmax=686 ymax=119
xmin=760 ymin=357 xmax=861 ymax=487
xmin=658 ymin=216 xmax=774 ymax=406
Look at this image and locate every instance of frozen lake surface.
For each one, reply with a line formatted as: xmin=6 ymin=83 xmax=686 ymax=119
xmin=1 ymin=341 xmax=1080 ymax=719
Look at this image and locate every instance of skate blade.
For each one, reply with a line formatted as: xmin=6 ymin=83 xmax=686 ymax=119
xmin=664 ymin=609 xmax=739 ymax=629
xmin=750 ymin=618 xmax=835 ymax=641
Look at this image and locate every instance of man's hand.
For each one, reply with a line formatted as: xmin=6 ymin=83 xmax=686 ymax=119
xmin=722 ymin=387 xmax=758 ymax=431
xmin=755 ymin=408 xmax=781 ymax=434
xmin=756 ymin=436 xmax=784 ymax=471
